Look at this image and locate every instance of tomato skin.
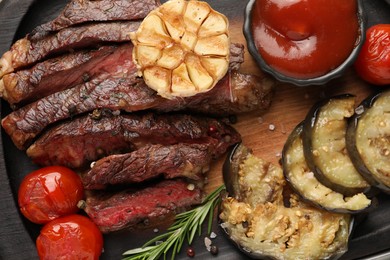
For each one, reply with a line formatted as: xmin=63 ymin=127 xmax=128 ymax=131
xmin=18 ymin=166 xmax=84 ymax=224
xmin=354 ymin=24 xmax=390 ymax=85
xmin=36 ymin=214 xmax=103 ymax=260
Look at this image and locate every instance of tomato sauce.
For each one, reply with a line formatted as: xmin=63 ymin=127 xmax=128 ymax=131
xmin=251 ymin=0 xmax=359 ymax=79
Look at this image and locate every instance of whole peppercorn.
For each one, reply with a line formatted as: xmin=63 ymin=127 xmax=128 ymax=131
xmin=210 ymin=245 xmax=219 ymax=256
xmin=228 ymin=115 xmax=238 ymax=124
xmin=186 ymin=247 xmax=195 ymax=257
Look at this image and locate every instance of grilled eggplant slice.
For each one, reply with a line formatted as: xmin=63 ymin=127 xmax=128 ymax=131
xmin=346 ymin=90 xmax=390 ymax=193
xmin=283 ymin=123 xmax=373 ymax=214
xmin=220 ymin=143 xmax=353 ymax=260
xmin=302 ymin=94 xmax=370 ymax=196
xmin=222 ymin=143 xmax=249 ymax=200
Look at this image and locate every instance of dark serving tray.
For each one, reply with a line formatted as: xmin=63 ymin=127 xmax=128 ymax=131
xmin=1 ymin=0 xmax=390 ymax=259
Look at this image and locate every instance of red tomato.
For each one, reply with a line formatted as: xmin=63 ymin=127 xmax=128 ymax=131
xmin=354 ymin=24 xmax=390 ymax=85
xmin=18 ymin=166 xmax=84 ymax=224
xmin=36 ymin=214 xmax=103 ymax=260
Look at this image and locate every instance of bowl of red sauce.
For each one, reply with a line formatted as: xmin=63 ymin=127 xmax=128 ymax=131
xmin=244 ymin=0 xmax=366 ymax=86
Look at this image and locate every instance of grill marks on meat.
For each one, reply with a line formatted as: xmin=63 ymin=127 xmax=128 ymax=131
xmin=26 ymin=112 xmax=241 ymax=168
xmin=0 ymin=21 xmax=140 ymax=78
xmin=29 ymin=0 xmax=161 ymax=41
xmin=2 ymin=78 xmax=151 ymax=150
xmin=0 ymin=0 xmax=276 ymax=236
xmin=82 ymin=143 xmax=212 ymax=190
xmin=2 ymin=70 xmax=271 ymax=150
xmin=1 ymin=43 xmax=244 ymax=109
xmin=229 ymin=43 xmax=245 ymax=71
xmin=1 ymin=43 xmax=140 ymax=150
xmin=157 ymin=71 xmax=275 ymax=116
xmin=84 ymin=178 xmax=202 ymax=233
xmin=0 ymin=45 xmax=132 ymax=107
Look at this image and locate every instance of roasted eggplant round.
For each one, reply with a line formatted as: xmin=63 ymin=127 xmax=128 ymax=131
xmin=302 ymin=94 xmax=371 ymax=196
xmin=283 ymin=123 xmax=373 ymax=214
xmin=220 ymin=143 xmax=353 ymax=260
xmin=346 ymin=90 xmax=390 ymax=193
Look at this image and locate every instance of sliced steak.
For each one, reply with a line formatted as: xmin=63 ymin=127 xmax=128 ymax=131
xmin=26 ymin=112 xmax=241 ymax=168
xmin=0 ymin=44 xmax=135 ymax=107
xmin=82 ymin=143 xmax=213 ymax=190
xmin=83 ymin=178 xmax=202 ymax=233
xmin=0 ymin=43 xmax=243 ymax=108
xmin=29 ymin=0 xmax=160 ymax=40
xmin=2 ymin=70 xmax=272 ymax=150
xmin=229 ymin=43 xmax=245 ymax=71
xmin=2 ymin=77 xmax=149 ymax=150
xmin=157 ymin=70 xmax=275 ymax=115
xmin=0 ymin=21 xmax=140 ymax=78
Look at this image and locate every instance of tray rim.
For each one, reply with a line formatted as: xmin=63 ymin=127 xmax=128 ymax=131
xmin=0 ymin=0 xmax=38 ymax=259
xmin=0 ymin=0 xmax=390 ymax=259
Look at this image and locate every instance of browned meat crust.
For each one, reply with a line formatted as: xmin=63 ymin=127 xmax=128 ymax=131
xmin=0 ymin=21 xmax=140 ymax=77
xmin=2 ymin=70 xmax=272 ymax=150
xmin=29 ymin=0 xmax=161 ymax=40
xmin=1 ymin=78 xmax=149 ymax=150
xmin=0 ymin=43 xmax=244 ymax=108
xmin=157 ymin=71 xmax=275 ymax=115
xmin=0 ymin=45 xmax=133 ymax=107
xmin=26 ymin=112 xmax=241 ymax=168
xmin=82 ymin=143 xmax=213 ymax=189
xmin=229 ymin=43 xmax=245 ymax=71
xmin=83 ymin=178 xmax=202 ymax=233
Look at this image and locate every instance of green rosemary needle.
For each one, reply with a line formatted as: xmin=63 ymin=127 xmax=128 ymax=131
xmin=122 ymin=185 xmax=225 ymax=260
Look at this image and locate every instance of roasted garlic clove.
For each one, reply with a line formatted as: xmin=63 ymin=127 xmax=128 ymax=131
xmin=130 ymin=0 xmax=230 ymax=99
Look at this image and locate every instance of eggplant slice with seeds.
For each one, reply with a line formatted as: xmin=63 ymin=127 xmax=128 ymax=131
xmin=346 ymin=90 xmax=390 ymax=193
xmin=283 ymin=123 xmax=373 ymax=214
xmin=302 ymin=94 xmax=371 ymax=196
xmin=220 ymin=143 xmax=353 ymax=260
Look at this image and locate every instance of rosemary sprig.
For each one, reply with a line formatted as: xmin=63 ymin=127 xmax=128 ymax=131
xmin=122 ymin=185 xmax=225 ymax=260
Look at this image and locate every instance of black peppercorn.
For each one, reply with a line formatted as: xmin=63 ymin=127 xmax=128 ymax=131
xmin=228 ymin=115 xmax=238 ymax=124
xmin=210 ymin=245 xmax=218 ymax=255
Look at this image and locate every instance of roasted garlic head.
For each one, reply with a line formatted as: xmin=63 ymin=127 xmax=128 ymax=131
xmin=130 ymin=0 xmax=230 ymax=99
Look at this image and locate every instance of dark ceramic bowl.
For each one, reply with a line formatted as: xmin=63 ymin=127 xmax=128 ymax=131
xmin=243 ymin=0 xmax=366 ymax=87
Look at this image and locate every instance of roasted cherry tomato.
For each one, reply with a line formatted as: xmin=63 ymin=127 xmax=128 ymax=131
xmin=18 ymin=166 xmax=84 ymax=224
xmin=354 ymin=24 xmax=390 ymax=85
xmin=36 ymin=214 xmax=103 ymax=260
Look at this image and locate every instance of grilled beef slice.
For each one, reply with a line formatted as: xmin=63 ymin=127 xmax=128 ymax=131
xmin=26 ymin=112 xmax=241 ymax=168
xmin=1 ymin=78 xmax=149 ymax=150
xmin=158 ymin=70 xmax=274 ymax=116
xmin=29 ymin=0 xmax=160 ymax=40
xmin=83 ymin=178 xmax=202 ymax=233
xmin=229 ymin=43 xmax=245 ymax=71
xmin=0 ymin=44 xmax=135 ymax=107
xmin=82 ymin=143 xmax=213 ymax=190
xmin=0 ymin=21 xmax=140 ymax=78
xmin=0 ymin=43 xmax=243 ymax=108
xmin=2 ymin=70 xmax=272 ymax=150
